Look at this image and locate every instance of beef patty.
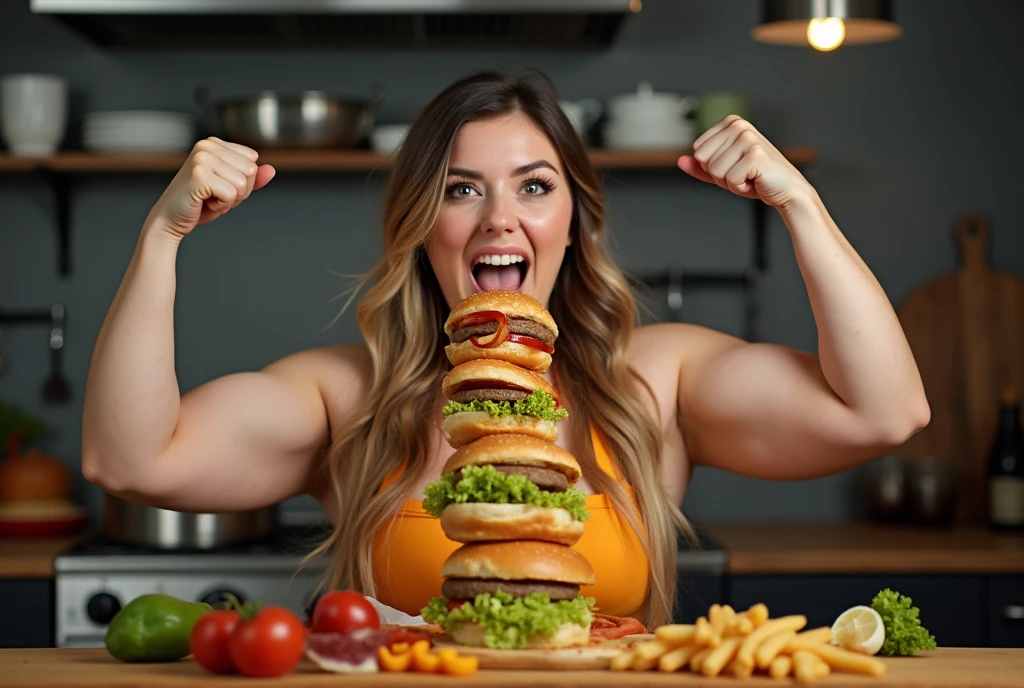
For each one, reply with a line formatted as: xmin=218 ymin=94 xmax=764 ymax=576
xmin=442 ymin=578 xmax=581 ymax=602
xmin=450 ymin=316 xmax=555 ymax=347
xmin=459 ymin=463 xmax=568 ymax=492
xmin=450 ymin=388 xmax=530 ymax=404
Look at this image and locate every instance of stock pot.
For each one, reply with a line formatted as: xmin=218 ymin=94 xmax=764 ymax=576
xmin=104 ymin=494 xmax=279 ymax=550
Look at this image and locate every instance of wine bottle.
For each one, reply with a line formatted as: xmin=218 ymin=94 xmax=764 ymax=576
xmin=988 ymin=387 xmax=1024 ymax=530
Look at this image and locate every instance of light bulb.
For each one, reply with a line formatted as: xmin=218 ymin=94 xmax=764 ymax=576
xmin=807 ymin=17 xmax=846 ymax=51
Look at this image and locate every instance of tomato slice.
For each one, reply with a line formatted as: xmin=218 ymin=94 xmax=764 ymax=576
xmin=451 ymin=311 xmax=554 ymax=353
xmin=505 ymin=333 xmax=554 ymax=354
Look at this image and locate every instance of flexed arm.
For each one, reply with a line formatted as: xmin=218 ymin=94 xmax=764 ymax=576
xmin=670 ymin=116 xmax=929 ymax=479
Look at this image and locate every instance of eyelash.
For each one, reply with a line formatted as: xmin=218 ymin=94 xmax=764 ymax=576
xmin=445 ymin=176 xmax=556 ymax=198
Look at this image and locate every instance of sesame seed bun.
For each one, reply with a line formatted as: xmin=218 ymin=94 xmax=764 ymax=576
xmin=442 ymin=412 xmax=558 ymax=448
xmin=441 ymin=359 xmax=557 ymax=400
xmin=440 ymin=540 xmax=595 ymax=586
xmin=440 ymin=503 xmax=585 ymax=546
xmin=441 ymin=433 xmax=581 ymax=482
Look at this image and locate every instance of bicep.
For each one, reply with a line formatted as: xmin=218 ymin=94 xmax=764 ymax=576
xmin=677 ymin=331 xmax=887 ymax=480
xmin=133 ymin=348 xmax=350 ymax=512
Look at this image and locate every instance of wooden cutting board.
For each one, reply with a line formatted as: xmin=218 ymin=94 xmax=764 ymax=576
xmin=5 ymin=647 xmax=1024 ymax=687
xmin=431 ymin=633 xmax=651 ymax=670
xmin=893 ymin=213 xmax=1024 ymax=524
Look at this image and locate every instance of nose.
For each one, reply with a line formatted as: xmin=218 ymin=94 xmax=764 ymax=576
xmin=480 ymin=193 xmax=516 ymax=235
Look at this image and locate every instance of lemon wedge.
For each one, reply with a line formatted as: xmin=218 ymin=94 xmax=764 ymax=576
xmin=831 ymin=605 xmax=885 ymax=655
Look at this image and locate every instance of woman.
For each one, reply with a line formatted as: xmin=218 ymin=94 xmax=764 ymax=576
xmin=81 ymin=70 xmax=929 ymax=628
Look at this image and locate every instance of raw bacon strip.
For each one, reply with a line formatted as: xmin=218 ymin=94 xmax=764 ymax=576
xmin=306 ymin=629 xmax=393 ymax=673
xmin=589 ymin=613 xmax=647 ymax=642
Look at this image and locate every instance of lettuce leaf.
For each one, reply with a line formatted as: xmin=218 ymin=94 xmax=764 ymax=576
xmin=422 ymin=464 xmax=589 ymax=521
xmin=421 ymin=591 xmax=595 ymax=650
xmin=871 ymin=588 xmax=937 ymax=656
xmin=442 ymin=390 xmax=568 ymax=423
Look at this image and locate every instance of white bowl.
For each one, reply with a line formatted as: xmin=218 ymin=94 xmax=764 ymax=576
xmin=371 ymin=124 xmax=410 ymax=154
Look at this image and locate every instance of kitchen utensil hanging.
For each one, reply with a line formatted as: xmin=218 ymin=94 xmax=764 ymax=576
xmin=44 ymin=303 xmax=70 ymax=403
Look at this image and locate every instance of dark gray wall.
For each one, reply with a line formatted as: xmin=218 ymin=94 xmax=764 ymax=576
xmin=2 ymin=1 xmax=1022 ymax=524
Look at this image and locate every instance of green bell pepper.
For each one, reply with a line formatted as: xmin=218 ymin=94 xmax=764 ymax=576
xmin=105 ymin=593 xmax=211 ymax=662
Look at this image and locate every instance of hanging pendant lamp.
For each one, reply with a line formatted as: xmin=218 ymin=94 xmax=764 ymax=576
xmin=752 ymin=0 xmax=902 ymax=52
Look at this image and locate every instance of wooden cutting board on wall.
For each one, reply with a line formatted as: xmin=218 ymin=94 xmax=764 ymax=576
xmin=893 ymin=213 xmax=1024 ymax=524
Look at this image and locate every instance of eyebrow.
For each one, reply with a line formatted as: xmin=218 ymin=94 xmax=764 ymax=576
xmin=447 ymin=160 xmax=560 ymax=179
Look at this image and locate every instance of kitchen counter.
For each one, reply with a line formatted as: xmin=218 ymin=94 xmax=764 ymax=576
xmin=0 ymin=535 xmax=84 ymax=578
xmin=706 ymin=523 xmax=1024 ymax=574
xmin=4 ymin=523 xmax=1024 ymax=580
xmin=2 ymin=648 xmax=1023 ymax=687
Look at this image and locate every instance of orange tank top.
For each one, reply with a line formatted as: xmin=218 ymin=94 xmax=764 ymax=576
xmin=370 ymin=425 xmax=650 ymax=620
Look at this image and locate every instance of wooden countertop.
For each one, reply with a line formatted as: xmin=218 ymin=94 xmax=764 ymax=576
xmin=706 ymin=522 xmax=1024 ymax=575
xmin=2 ymin=648 xmax=1023 ymax=687
xmin=0 ymin=535 xmax=83 ymax=578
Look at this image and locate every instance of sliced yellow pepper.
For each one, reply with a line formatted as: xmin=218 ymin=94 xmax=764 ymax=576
xmin=439 ymin=649 xmax=479 ymax=677
xmin=377 ymin=645 xmax=413 ymax=672
xmin=411 ymin=642 xmax=441 ymax=673
xmin=391 ymin=642 xmax=410 ymax=654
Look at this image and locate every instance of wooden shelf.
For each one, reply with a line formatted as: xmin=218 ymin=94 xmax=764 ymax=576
xmin=0 ymin=145 xmax=816 ymax=299
xmin=0 ymin=146 xmax=817 ymax=174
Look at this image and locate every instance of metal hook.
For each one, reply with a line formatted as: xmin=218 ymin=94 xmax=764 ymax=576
xmin=666 ymin=267 xmax=683 ymax=321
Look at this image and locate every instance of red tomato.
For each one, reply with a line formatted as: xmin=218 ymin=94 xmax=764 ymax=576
xmin=189 ymin=610 xmax=240 ymax=674
xmin=228 ymin=606 xmax=306 ymax=678
xmin=310 ymin=590 xmax=380 ymax=635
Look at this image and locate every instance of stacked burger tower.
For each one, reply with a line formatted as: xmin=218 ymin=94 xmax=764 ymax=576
xmin=420 ymin=290 xmax=597 ymax=650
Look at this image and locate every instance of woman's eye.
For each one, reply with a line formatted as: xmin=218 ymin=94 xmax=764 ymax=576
xmin=450 ymin=183 xmax=476 ymax=197
xmin=523 ymin=182 xmax=547 ymax=195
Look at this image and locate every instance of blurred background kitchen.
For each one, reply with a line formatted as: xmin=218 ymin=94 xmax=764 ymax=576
xmin=1 ymin=0 xmax=1022 ymax=651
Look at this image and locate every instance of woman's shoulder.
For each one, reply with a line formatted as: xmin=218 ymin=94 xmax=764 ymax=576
xmin=629 ymin=321 xmax=738 ymax=363
xmin=627 ymin=322 xmax=745 ymax=393
xmin=266 ymin=343 xmax=373 ymax=410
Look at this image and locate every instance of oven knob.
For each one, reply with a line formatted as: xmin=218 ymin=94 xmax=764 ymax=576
xmin=200 ymin=589 xmax=246 ymax=608
xmin=86 ymin=592 xmax=122 ymax=625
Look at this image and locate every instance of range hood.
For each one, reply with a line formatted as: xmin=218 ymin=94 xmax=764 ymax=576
xmin=30 ymin=0 xmax=639 ymax=49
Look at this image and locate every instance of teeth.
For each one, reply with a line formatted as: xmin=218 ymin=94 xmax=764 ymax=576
xmin=474 ymin=255 xmax=526 ymax=266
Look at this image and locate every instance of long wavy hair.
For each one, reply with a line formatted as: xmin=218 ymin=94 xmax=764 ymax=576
xmin=308 ymin=69 xmax=694 ymax=627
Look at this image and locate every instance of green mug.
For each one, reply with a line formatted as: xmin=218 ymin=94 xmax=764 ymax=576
xmin=696 ymin=92 xmax=750 ymax=134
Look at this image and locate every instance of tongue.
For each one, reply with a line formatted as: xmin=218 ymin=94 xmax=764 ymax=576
xmin=476 ymin=265 xmax=522 ymax=291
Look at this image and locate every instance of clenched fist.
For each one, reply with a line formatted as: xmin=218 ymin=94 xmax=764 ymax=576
xmin=678 ymin=115 xmax=813 ymax=211
xmin=146 ymin=137 xmax=276 ymax=238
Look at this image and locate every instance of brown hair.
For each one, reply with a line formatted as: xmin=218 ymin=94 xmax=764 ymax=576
xmin=308 ymin=69 xmax=694 ymax=627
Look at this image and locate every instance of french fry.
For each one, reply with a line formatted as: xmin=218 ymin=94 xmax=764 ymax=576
xmin=724 ymin=656 xmax=751 ymax=679
xmin=783 ymin=627 xmax=832 ymax=652
xmin=737 ymin=615 xmax=807 ymax=671
xmin=654 ymin=624 xmax=696 ymax=647
xmin=769 ymin=654 xmax=793 ymax=680
xmin=754 ymin=628 xmax=798 ymax=669
xmin=702 ymin=636 xmax=741 ymax=677
xmin=729 ymin=613 xmax=754 ymax=636
xmin=694 ymin=616 xmax=712 ymax=646
xmin=792 ymin=650 xmax=819 ymax=685
xmin=633 ymin=639 xmax=672 ymax=663
xmin=630 ymin=655 xmax=660 ymax=672
xmin=658 ymin=644 xmax=699 ymax=673
xmin=807 ymin=643 xmax=887 ymax=676
xmin=689 ymin=647 xmax=713 ymax=673
xmin=813 ymin=655 xmax=831 ymax=679
xmin=747 ymin=602 xmax=769 ymax=627
xmin=609 ymin=649 xmax=635 ymax=671
xmin=708 ymin=604 xmax=727 ymax=644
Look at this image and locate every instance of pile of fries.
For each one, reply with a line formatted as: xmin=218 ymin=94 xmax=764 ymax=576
xmin=611 ymin=603 xmax=886 ymax=684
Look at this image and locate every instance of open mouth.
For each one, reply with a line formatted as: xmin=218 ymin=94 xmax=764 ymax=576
xmin=471 ymin=254 xmax=529 ymax=292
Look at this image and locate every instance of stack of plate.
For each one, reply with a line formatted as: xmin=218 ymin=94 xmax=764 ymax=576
xmin=82 ymin=110 xmax=195 ymax=153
